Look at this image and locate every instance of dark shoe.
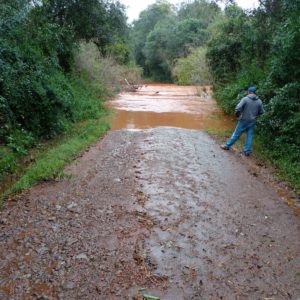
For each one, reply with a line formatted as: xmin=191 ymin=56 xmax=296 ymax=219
xmin=243 ymin=151 xmax=251 ymax=156
xmin=220 ymin=145 xmax=229 ymax=150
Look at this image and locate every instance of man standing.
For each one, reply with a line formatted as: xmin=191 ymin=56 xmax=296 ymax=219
xmin=221 ymin=87 xmax=264 ymax=156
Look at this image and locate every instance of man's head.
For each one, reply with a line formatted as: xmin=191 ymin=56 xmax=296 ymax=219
xmin=248 ymin=87 xmax=257 ymax=94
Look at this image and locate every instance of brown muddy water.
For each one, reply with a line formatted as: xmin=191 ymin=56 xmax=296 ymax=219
xmin=109 ymin=84 xmax=234 ymax=131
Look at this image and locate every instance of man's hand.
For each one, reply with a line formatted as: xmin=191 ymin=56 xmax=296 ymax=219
xmin=235 ymin=111 xmax=241 ymax=118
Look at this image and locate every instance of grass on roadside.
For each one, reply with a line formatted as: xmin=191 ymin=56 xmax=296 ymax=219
xmin=1 ymin=118 xmax=109 ymax=205
xmin=253 ymin=135 xmax=300 ymax=192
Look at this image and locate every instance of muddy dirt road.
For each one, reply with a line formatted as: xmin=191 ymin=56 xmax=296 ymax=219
xmin=0 ymin=85 xmax=300 ymax=299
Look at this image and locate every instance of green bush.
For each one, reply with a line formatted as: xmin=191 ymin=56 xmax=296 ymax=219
xmin=0 ymin=147 xmax=17 ymax=181
xmin=172 ymin=47 xmax=212 ymax=85
xmin=259 ymin=83 xmax=300 ymax=150
xmin=7 ymin=129 xmax=35 ymax=155
xmin=0 ymin=0 xmax=130 ymax=145
xmin=69 ymin=75 xmax=106 ymax=122
xmin=74 ymin=42 xmax=142 ymax=96
xmin=213 ymin=63 xmax=266 ymax=113
xmin=0 ymin=2 xmax=75 ymax=141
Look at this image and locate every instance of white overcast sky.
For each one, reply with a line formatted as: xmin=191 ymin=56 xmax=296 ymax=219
xmin=121 ymin=0 xmax=259 ymax=23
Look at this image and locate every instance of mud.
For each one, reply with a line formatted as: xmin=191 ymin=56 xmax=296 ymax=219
xmin=0 ymin=85 xmax=300 ymax=299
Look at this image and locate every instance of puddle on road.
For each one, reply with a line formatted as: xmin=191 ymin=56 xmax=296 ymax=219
xmin=109 ymin=84 xmax=234 ymax=131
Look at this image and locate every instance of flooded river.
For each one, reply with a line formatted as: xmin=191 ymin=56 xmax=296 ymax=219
xmin=109 ymin=84 xmax=234 ymax=131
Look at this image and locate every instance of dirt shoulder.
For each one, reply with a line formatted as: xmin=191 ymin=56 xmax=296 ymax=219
xmin=0 ymin=127 xmax=299 ymax=299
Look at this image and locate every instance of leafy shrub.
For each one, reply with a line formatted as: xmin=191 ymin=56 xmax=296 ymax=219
xmin=259 ymin=83 xmax=300 ymax=150
xmin=106 ymin=36 xmax=131 ymax=65
xmin=206 ymin=5 xmax=248 ymax=83
xmin=69 ymin=75 xmax=106 ymax=122
xmin=0 ymin=1 xmax=133 ymax=190
xmin=0 ymin=0 xmax=131 ymax=144
xmin=269 ymin=15 xmax=300 ymax=86
xmin=172 ymin=47 xmax=212 ymax=85
xmin=7 ymin=129 xmax=35 ymax=155
xmin=0 ymin=147 xmax=17 ymax=180
xmin=0 ymin=2 xmax=75 ymax=141
xmin=213 ymin=63 xmax=266 ymax=113
xmin=74 ymin=42 xmax=142 ymax=96
xmin=0 ymin=95 xmax=12 ymax=143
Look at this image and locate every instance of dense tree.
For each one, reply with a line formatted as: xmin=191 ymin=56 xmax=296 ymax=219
xmin=0 ymin=0 xmax=129 ymax=144
xmin=131 ymin=1 xmax=174 ymax=76
xmin=206 ymin=5 xmax=250 ymax=83
xmin=172 ymin=47 xmax=212 ymax=85
xmin=131 ymin=0 xmax=219 ymax=80
xmin=170 ymin=18 xmax=209 ymax=57
xmin=177 ymin=0 xmax=220 ymax=26
xmin=142 ymin=16 xmax=176 ymax=80
xmin=0 ymin=0 xmax=74 ymax=140
xmin=44 ymin=0 xmax=128 ymax=55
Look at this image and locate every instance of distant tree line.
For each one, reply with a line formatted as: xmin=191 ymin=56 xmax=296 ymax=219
xmin=130 ymin=0 xmax=220 ymax=81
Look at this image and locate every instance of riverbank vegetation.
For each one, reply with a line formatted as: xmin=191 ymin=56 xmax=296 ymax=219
xmin=0 ymin=0 xmax=141 ymax=197
xmin=131 ymin=0 xmax=300 ymax=191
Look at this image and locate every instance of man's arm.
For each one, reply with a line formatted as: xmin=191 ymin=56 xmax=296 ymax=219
xmin=235 ymin=98 xmax=245 ymax=117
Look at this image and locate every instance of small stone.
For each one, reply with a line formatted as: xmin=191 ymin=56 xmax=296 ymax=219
xmin=62 ymin=282 xmax=76 ymax=290
xmin=67 ymin=238 xmax=78 ymax=246
xmin=76 ymin=253 xmax=88 ymax=260
xmin=69 ymin=206 xmax=81 ymax=214
xmin=52 ymin=224 xmax=60 ymax=232
xmin=67 ymin=202 xmax=77 ymax=209
xmin=36 ymin=246 xmax=49 ymax=255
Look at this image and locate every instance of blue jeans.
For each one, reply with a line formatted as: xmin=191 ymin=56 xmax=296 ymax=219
xmin=225 ymin=120 xmax=256 ymax=154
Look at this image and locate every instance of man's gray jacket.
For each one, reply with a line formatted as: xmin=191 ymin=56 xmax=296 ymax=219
xmin=235 ymin=94 xmax=264 ymax=122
